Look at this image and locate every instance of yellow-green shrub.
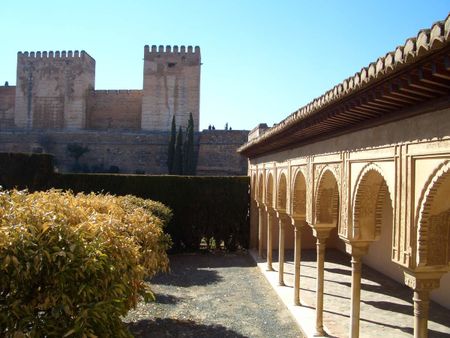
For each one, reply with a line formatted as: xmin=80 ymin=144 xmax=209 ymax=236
xmin=0 ymin=189 xmax=171 ymax=337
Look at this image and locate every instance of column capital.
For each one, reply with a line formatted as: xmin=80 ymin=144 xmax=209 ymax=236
xmin=344 ymin=241 xmax=371 ymax=257
xmin=404 ymin=270 xmax=444 ymax=292
xmin=276 ymin=210 xmax=291 ymax=222
xmin=311 ymin=223 xmax=335 ymax=240
xmin=289 ymin=215 xmax=307 ymax=228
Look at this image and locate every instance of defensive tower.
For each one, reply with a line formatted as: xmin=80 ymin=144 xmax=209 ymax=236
xmin=141 ymin=45 xmax=201 ymax=131
xmin=14 ymin=50 xmax=95 ymax=129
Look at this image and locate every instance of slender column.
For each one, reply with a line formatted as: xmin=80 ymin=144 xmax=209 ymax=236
xmin=266 ymin=208 xmax=274 ymax=271
xmin=413 ymin=290 xmax=430 ymax=338
xmin=291 ymin=218 xmax=304 ymax=306
xmin=346 ymin=243 xmax=368 ymax=338
xmin=278 ymin=218 xmax=285 ymax=285
xmin=311 ymin=226 xmax=333 ymax=336
xmin=257 ymin=205 xmax=264 ymax=257
xmin=404 ymin=271 xmax=442 ymax=338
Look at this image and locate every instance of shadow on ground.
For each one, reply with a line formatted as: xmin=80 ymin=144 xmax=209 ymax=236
xmin=150 ymin=252 xmax=255 ymax=287
xmin=127 ymin=318 xmax=247 ymax=338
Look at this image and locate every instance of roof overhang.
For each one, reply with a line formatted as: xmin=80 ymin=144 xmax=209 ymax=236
xmin=239 ymin=15 xmax=450 ymax=158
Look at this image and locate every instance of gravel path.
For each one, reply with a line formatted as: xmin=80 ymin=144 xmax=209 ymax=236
xmin=123 ymin=252 xmax=303 ymax=338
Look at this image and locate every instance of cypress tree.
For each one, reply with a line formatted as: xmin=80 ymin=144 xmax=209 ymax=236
xmin=167 ymin=116 xmax=176 ymax=174
xmin=173 ymin=126 xmax=183 ymax=175
xmin=183 ymin=113 xmax=196 ymax=175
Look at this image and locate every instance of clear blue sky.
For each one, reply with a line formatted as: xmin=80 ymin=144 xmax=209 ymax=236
xmin=1 ymin=1 xmax=448 ymax=130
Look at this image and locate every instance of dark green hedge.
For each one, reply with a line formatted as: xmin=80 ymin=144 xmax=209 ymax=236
xmin=0 ymin=153 xmax=250 ymax=251
xmin=0 ymin=153 xmax=54 ymax=191
xmin=51 ymin=174 xmax=250 ymax=251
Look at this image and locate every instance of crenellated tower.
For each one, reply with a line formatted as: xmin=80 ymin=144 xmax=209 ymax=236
xmin=14 ymin=50 xmax=95 ymax=130
xmin=141 ymin=45 xmax=201 ymax=131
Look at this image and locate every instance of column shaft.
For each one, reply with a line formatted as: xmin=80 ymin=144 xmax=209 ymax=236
xmin=293 ymin=225 xmax=301 ymax=305
xmin=278 ymin=220 xmax=285 ymax=285
xmin=350 ymin=255 xmax=362 ymax=338
xmin=267 ymin=211 xmax=273 ymax=271
xmin=413 ymin=290 xmax=430 ymax=338
xmin=315 ymin=238 xmax=326 ymax=336
xmin=258 ymin=207 xmax=264 ymax=257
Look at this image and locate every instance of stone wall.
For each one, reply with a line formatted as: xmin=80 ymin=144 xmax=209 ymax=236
xmin=141 ymin=45 xmax=200 ymax=131
xmin=86 ymin=90 xmax=142 ymax=130
xmin=14 ymin=51 xmax=95 ymax=130
xmin=0 ymin=86 xmax=15 ymax=128
xmin=0 ymin=129 xmax=248 ymax=176
xmin=197 ymin=130 xmax=248 ymax=176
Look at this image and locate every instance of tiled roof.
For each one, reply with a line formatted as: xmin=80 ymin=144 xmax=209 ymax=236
xmin=238 ymin=14 xmax=450 ymax=156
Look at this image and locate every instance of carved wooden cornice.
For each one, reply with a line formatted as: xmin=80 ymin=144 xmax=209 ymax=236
xmin=239 ymin=14 xmax=450 ymax=158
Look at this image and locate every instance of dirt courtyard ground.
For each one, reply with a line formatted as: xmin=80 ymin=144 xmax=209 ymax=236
xmin=123 ymin=252 xmax=303 ymax=338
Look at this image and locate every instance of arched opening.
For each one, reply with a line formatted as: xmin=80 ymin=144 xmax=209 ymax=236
xmin=417 ymin=163 xmax=450 ymax=308
xmin=352 ymin=168 xmax=402 ymax=282
xmin=277 ymin=173 xmax=287 ymax=212
xmin=257 ymin=173 xmax=266 ymax=252
xmin=292 ymin=170 xmax=314 ymax=249
xmin=266 ymin=173 xmax=279 ymax=249
xmin=315 ymin=169 xmax=343 ymax=251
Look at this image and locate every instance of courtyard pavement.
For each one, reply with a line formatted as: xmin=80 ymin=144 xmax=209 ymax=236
xmin=124 ymin=252 xmax=304 ymax=338
xmin=252 ymin=248 xmax=450 ymax=338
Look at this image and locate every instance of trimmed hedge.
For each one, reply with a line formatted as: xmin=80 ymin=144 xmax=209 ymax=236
xmin=0 ymin=153 xmax=250 ymax=252
xmin=0 ymin=153 xmax=54 ymax=191
xmin=0 ymin=189 xmax=171 ymax=337
xmin=52 ymin=174 xmax=250 ymax=251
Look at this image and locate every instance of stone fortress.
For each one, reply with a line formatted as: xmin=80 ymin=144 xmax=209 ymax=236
xmin=0 ymin=45 xmax=247 ymax=175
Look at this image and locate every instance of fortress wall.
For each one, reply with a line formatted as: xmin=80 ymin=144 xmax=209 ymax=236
xmin=142 ymin=45 xmax=201 ymax=131
xmin=0 ymin=86 xmax=16 ymax=128
xmin=197 ymin=130 xmax=248 ymax=176
xmin=87 ymin=90 xmax=143 ymax=130
xmin=0 ymin=129 xmax=249 ymax=176
xmin=14 ymin=51 xmax=95 ymax=130
xmin=0 ymin=130 xmax=170 ymax=174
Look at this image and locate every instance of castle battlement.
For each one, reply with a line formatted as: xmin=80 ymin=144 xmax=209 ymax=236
xmin=144 ymin=44 xmax=200 ymax=55
xmin=17 ymin=50 xmax=95 ymax=66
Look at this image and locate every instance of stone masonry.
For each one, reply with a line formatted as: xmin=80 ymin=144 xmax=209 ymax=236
xmin=0 ymin=46 xmax=248 ymax=175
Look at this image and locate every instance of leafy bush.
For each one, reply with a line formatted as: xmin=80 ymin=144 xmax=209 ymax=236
xmin=0 ymin=189 xmax=171 ymax=337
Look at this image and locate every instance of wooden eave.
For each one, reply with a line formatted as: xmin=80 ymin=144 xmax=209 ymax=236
xmin=238 ymin=16 xmax=450 ymax=158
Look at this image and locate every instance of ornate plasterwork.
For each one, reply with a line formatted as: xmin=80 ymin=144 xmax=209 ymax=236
xmin=291 ymin=166 xmax=307 ymax=218
xmin=415 ymin=160 xmax=450 ymax=268
xmin=314 ymin=166 xmax=340 ymax=225
xmin=351 ymin=163 xmax=392 ymax=242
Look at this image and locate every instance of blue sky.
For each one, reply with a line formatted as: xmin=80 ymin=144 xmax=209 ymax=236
xmin=1 ymin=1 xmax=448 ymax=130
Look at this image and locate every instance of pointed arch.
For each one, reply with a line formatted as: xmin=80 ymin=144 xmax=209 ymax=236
xmin=292 ymin=168 xmax=307 ymax=218
xmin=266 ymin=172 xmax=274 ymax=207
xmin=277 ymin=172 xmax=288 ymax=212
xmin=416 ymin=160 xmax=450 ymax=267
xmin=315 ymin=168 xmax=340 ymax=225
xmin=352 ymin=164 xmax=392 ymax=241
xmin=257 ymin=172 xmax=264 ymax=203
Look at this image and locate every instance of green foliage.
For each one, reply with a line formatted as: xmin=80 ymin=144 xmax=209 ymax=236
xmin=183 ymin=113 xmax=196 ymax=175
xmin=173 ymin=127 xmax=183 ymax=175
xmin=66 ymin=143 xmax=90 ymax=173
xmin=52 ymin=174 xmax=250 ymax=252
xmin=167 ymin=116 xmax=176 ymax=174
xmin=0 ymin=189 xmax=171 ymax=337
